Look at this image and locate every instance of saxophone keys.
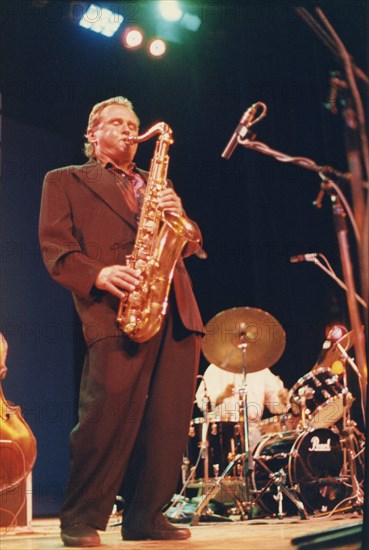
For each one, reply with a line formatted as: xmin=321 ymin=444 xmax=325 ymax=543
xmin=144 ymin=220 xmax=155 ymax=231
xmin=129 ymin=292 xmax=141 ymax=306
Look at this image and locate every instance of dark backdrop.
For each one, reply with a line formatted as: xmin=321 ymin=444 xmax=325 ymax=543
xmin=1 ymin=0 xmax=367 ymax=515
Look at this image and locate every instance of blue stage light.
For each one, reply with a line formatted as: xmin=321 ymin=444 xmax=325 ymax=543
xmin=79 ymin=4 xmax=124 ymax=38
xmin=158 ymin=1 xmax=183 ymax=22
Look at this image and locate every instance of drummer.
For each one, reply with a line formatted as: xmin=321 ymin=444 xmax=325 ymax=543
xmin=195 ymin=363 xmax=290 ymax=453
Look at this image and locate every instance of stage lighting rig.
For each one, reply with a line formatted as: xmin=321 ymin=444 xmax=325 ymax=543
xmin=79 ymin=3 xmax=124 ymax=38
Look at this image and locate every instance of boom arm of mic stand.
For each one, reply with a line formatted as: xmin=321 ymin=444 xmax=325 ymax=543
xmin=336 ymin=342 xmax=361 ymax=379
xmin=294 ymin=7 xmax=369 ymax=90
xmin=312 ymin=258 xmax=367 ymax=309
xmin=237 ymin=136 xmax=367 ymax=407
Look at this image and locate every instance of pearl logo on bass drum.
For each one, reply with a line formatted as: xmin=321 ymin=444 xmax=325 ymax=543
xmin=308 ymin=436 xmax=332 ymax=452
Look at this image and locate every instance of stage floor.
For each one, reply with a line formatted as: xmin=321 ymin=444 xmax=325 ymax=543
xmin=0 ymin=513 xmax=363 ymax=549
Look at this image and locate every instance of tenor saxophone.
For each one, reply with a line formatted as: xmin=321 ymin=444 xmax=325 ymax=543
xmin=116 ymin=122 xmax=201 ymax=342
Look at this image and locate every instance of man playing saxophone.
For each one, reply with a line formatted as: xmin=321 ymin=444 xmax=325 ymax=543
xmin=39 ymin=96 xmax=203 ymax=547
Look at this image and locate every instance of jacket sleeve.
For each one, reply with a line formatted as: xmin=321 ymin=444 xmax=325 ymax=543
xmin=38 ymin=170 xmax=105 ymax=298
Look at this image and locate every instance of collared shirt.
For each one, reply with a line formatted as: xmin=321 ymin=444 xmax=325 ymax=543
xmin=97 ymin=158 xmax=146 ymax=212
xmin=196 ymin=364 xmax=287 ymax=423
xmin=195 ymin=364 xmax=289 ymax=452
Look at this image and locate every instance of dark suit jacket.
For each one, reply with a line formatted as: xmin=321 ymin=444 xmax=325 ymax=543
xmin=39 ymin=158 xmax=203 ymax=345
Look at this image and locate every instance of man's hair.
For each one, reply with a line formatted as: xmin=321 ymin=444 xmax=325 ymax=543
xmin=84 ymin=96 xmax=140 ymax=158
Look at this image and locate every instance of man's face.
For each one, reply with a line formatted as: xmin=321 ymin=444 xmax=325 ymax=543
xmin=88 ymin=104 xmax=139 ymax=166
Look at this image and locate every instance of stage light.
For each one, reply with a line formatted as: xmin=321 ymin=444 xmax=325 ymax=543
xmin=180 ymin=12 xmax=201 ymax=32
xmin=158 ymin=0 xmax=183 ymax=22
xmin=79 ymin=4 xmax=124 ymax=38
xmin=122 ymin=27 xmax=144 ymax=49
xmin=148 ymin=38 xmax=166 ymax=58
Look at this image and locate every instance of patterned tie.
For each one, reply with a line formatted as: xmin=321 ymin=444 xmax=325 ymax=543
xmin=111 ymin=168 xmax=145 ymax=213
xmin=128 ymin=171 xmax=145 ymax=211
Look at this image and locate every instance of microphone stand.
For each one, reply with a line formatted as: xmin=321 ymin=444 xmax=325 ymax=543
xmin=236 ymin=134 xmax=367 ymax=410
xmin=231 ymin=132 xmax=367 ymax=538
xmin=295 ymin=7 xmax=369 ymax=311
xmin=326 ymin=184 xmax=367 ymax=412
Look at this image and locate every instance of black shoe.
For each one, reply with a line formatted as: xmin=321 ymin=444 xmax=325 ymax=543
xmin=61 ymin=523 xmax=101 ymax=547
xmin=122 ymin=513 xmax=191 ymax=540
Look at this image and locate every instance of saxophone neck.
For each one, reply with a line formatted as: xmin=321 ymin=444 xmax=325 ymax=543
xmin=126 ymin=122 xmax=173 ymax=144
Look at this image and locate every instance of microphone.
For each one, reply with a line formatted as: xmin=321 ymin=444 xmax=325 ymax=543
xmin=290 ymin=253 xmax=318 ymax=263
xmin=316 ymin=324 xmax=348 ymax=367
xmin=221 ymin=104 xmax=258 ymax=160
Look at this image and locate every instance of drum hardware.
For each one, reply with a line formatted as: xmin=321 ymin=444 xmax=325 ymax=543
xmin=190 ymin=451 xmax=249 ymax=525
xmin=185 ymin=417 xmax=241 ymax=482
xmin=177 ymin=415 xmax=243 ymax=524
xmin=201 ymin=411 xmax=210 ymax=484
xmin=289 ymin=367 xmax=348 ymax=430
xmin=188 ymin=307 xmax=365 ymax=521
xmin=191 ymin=307 xmax=289 ymax=524
xmin=191 ymin=334 xmax=256 ymax=524
xmin=164 ymin=493 xmax=233 ymax=524
xmin=164 ymin=429 xmax=207 ymax=520
xmin=283 ymin=344 xmax=365 ymax=517
xmin=252 ymin=459 xmax=308 ymax=520
xmin=252 ymin=427 xmax=362 ymax=517
xmin=337 ymin=405 xmax=365 ymax=512
xmin=330 ymin=342 xmax=365 ymax=513
xmin=296 ymin=386 xmax=315 ymax=429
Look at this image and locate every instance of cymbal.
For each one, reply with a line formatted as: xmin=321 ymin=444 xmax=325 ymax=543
xmin=201 ymin=307 xmax=286 ymax=374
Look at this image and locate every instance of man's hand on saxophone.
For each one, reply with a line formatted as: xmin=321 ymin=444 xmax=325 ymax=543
xmin=95 ymin=189 xmax=183 ymax=300
xmin=158 ymin=187 xmax=183 ymax=217
xmin=95 ymin=265 xmax=141 ymax=298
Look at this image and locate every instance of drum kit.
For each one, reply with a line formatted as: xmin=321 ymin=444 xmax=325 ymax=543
xmin=180 ymin=307 xmax=366 ymax=524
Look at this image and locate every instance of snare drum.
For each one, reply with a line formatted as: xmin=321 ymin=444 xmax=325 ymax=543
xmin=187 ymin=418 xmax=241 ymax=479
xmin=289 ymin=367 xmax=346 ymax=429
xmin=252 ymin=427 xmax=349 ymax=515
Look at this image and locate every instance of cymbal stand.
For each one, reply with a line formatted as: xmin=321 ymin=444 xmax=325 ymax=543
xmin=237 ymin=330 xmax=254 ymax=515
xmin=202 ymin=398 xmax=210 ymax=484
xmin=190 ymin=452 xmax=249 ymax=525
xmin=192 ymin=329 xmax=255 ymax=524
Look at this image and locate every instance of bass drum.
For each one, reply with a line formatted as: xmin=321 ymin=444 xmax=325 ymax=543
xmin=252 ymin=428 xmax=350 ymax=515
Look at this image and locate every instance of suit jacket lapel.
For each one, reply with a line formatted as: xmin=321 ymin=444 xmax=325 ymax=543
xmin=77 ymin=158 xmax=138 ymax=230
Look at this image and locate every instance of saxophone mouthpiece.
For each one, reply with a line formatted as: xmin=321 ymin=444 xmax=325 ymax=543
xmin=124 ymin=135 xmax=138 ymax=144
